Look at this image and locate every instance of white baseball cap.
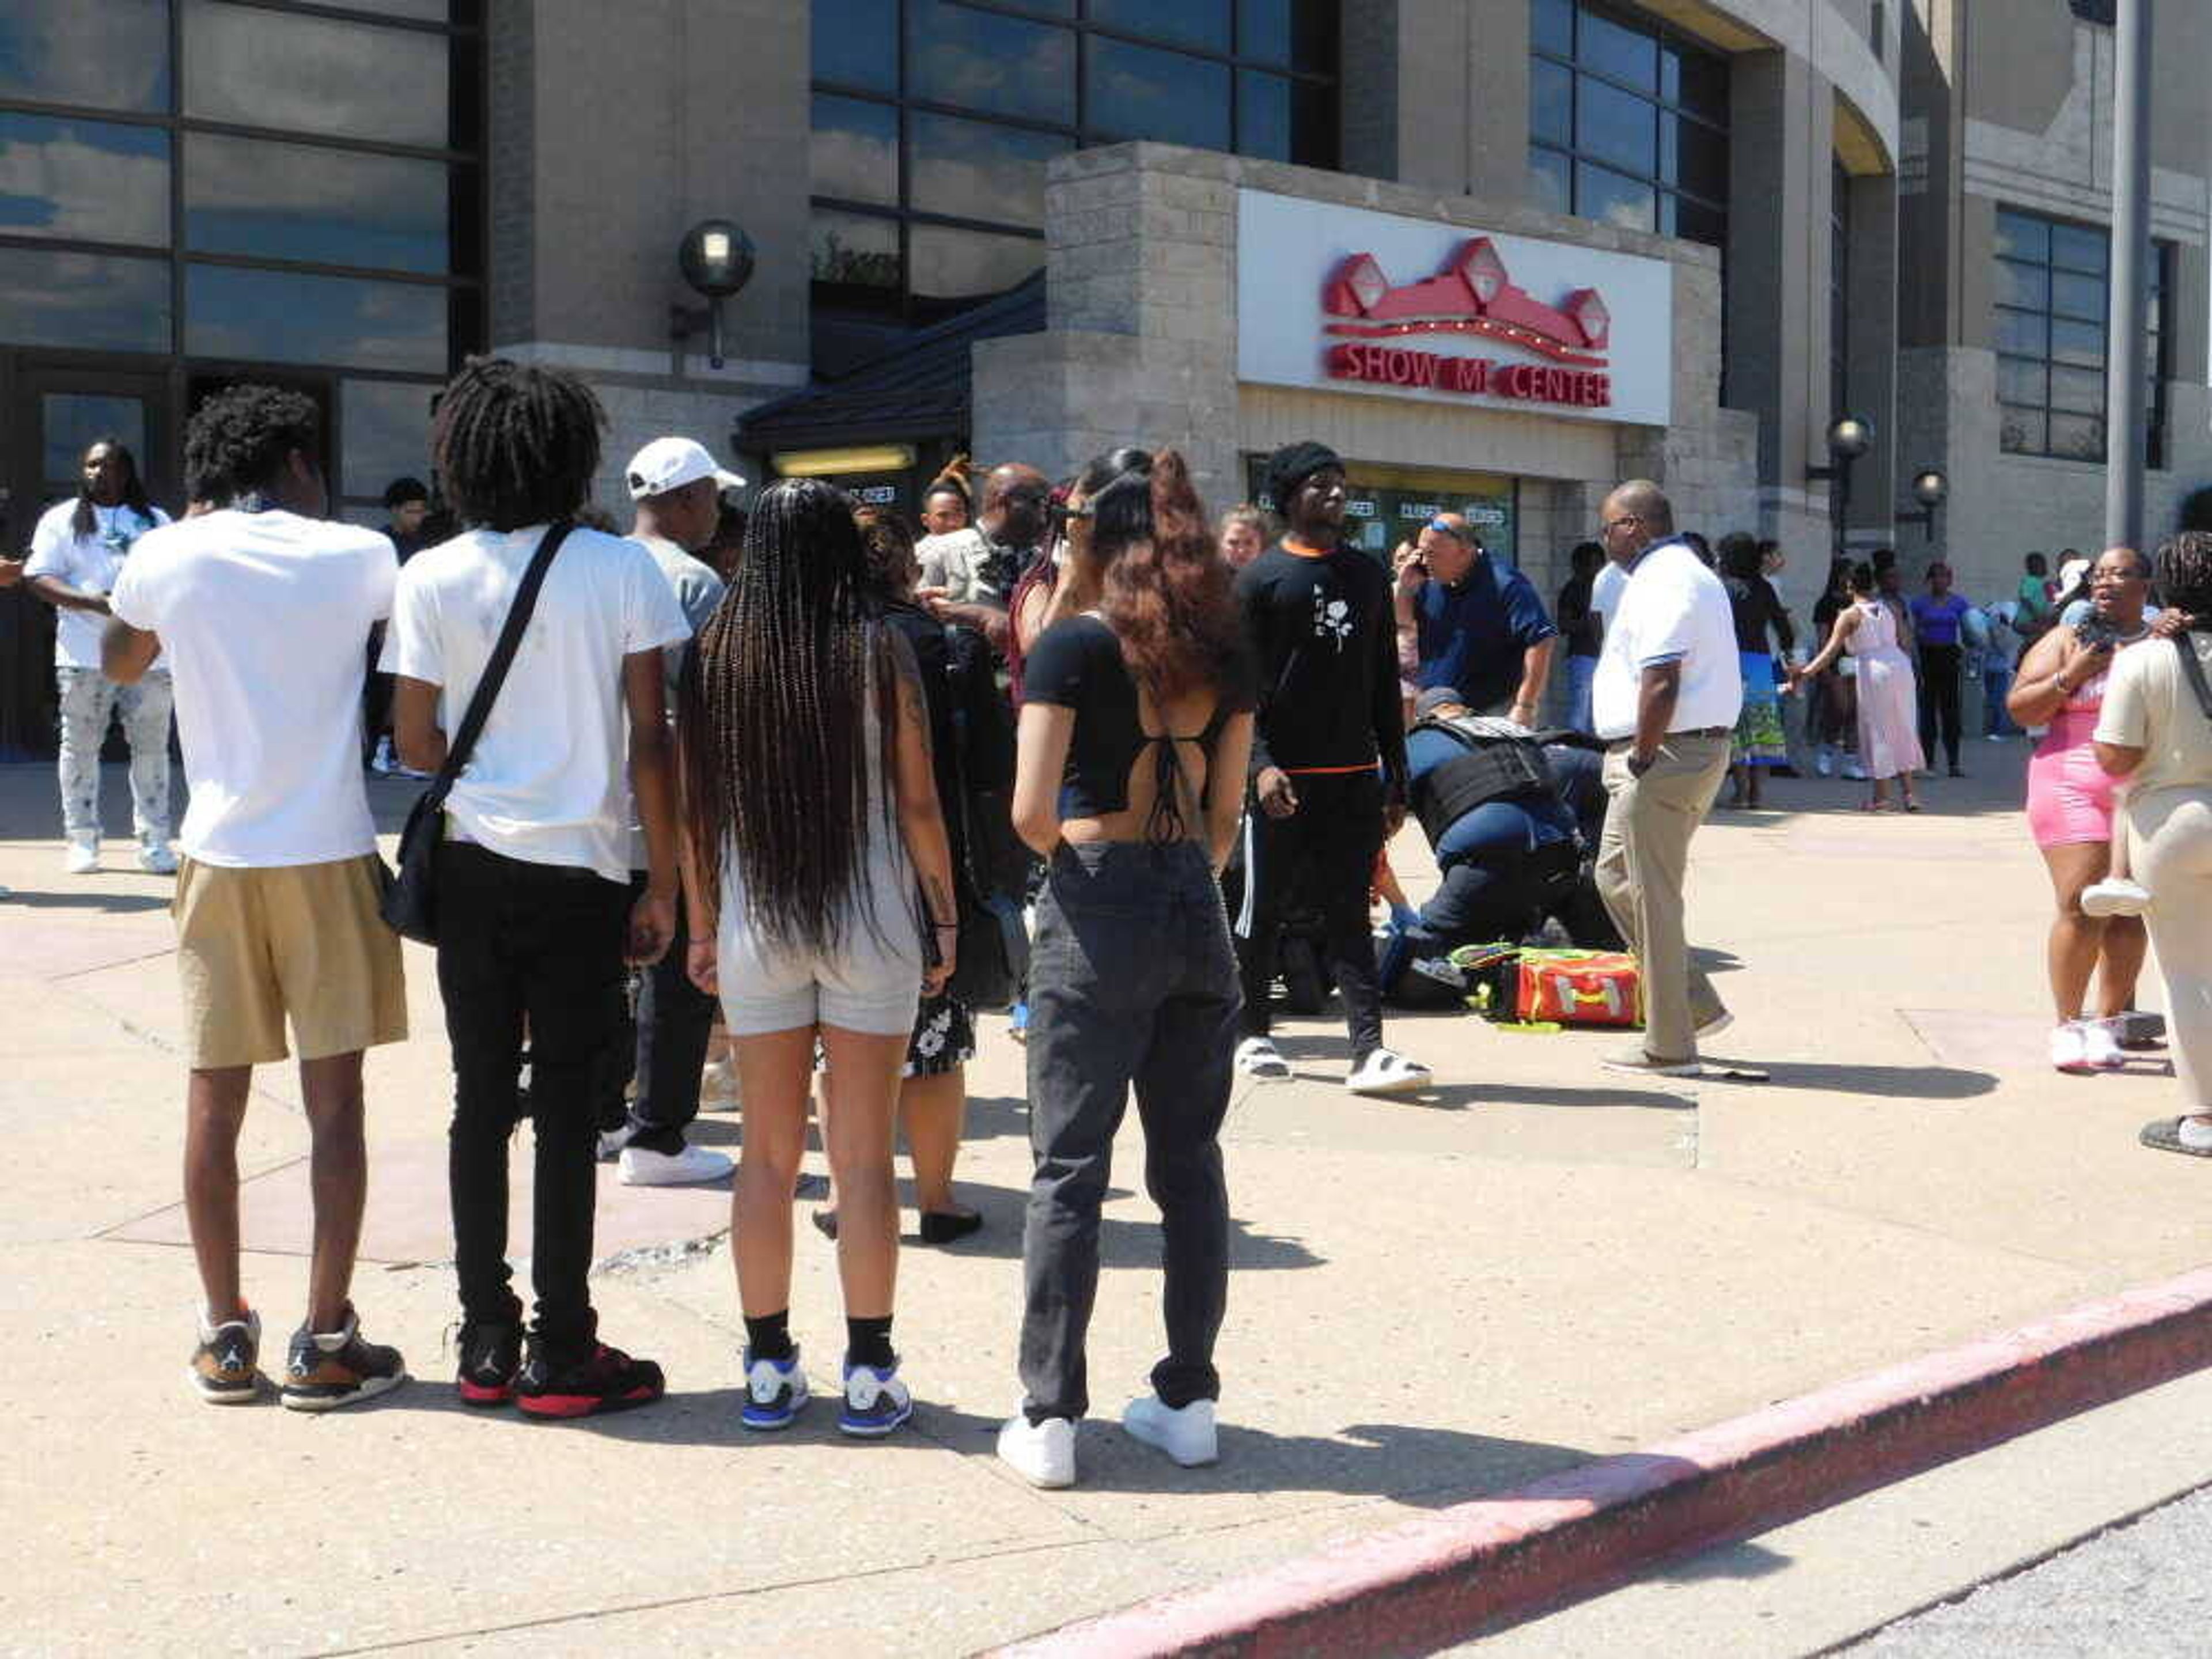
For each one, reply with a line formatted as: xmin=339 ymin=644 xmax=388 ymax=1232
xmin=626 ymin=436 xmax=745 ymax=501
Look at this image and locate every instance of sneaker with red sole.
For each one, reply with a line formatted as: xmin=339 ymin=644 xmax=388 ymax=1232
xmin=514 ymin=1334 xmax=665 ymax=1419
xmin=456 ymin=1321 xmax=522 ymax=1407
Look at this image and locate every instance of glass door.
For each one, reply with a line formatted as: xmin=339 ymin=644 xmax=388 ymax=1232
xmin=2 ymin=365 xmax=173 ymax=759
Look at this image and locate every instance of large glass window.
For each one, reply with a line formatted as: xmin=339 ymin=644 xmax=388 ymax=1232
xmin=810 ymin=0 xmax=1339 ymax=368
xmin=1528 ymin=0 xmax=1729 ymax=247
xmin=0 ymin=1 xmax=483 ymax=520
xmin=1994 ymin=205 xmax=2170 ymax=467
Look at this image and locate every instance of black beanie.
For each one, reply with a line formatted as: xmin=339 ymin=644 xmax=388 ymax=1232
xmin=1266 ymin=441 xmax=1342 ymax=513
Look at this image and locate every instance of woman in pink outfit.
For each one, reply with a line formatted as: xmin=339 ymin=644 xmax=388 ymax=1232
xmin=2009 ymin=547 xmax=2156 ymax=1074
xmin=1793 ymin=563 xmax=1924 ymax=811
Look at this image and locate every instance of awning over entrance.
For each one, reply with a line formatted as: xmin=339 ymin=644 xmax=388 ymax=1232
xmin=736 ymin=274 xmax=1046 ymax=455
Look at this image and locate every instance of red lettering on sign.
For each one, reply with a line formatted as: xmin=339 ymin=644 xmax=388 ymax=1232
xmin=1323 ymin=345 xmax=1611 ymax=410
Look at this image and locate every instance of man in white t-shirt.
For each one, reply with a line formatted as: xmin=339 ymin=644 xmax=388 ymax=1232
xmin=1589 ymin=479 xmax=1741 ymax=1076
xmin=599 ymin=435 xmax=737 ymax=1188
xmin=24 ymin=438 xmax=176 ymax=874
xmin=105 ymin=383 xmax=408 ymax=1412
xmin=385 ymin=357 xmax=688 ymax=1420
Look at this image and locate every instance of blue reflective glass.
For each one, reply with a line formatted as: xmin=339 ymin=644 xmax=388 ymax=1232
xmin=0 ymin=245 xmax=171 ymax=353
xmin=1089 ymin=0 xmax=1230 ymax=52
xmin=0 ymin=112 xmax=171 ymax=246
xmin=43 ymin=395 xmax=149 ymax=487
xmin=0 ymin=0 xmax=171 ymax=112
xmin=907 ymin=1 xmax=1073 ymax=124
xmin=185 ymin=133 xmax=449 ymax=273
xmin=185 ymin=264 xmax=446 ymax=373
xmin=184 ymin=0 xmax=449 ymax=149
xmin=813 ymin=0 xmax=897 ymax=90
xmin=1086 ymin=37 xmax=1229 ymax=147
xmin=341 ymin=377 xmax=438 ymax=499
xmin=811 ymin=94 xmax=899 ymax=207
xmin=911 ymin=111 xmax=1067 ymax=226
xmin=1237 ymin=69 xmax=1290 ymax=161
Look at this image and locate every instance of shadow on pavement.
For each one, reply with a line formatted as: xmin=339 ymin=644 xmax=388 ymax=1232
xmin=1426 ymin=1082 xmax=1695 ymax=1113
xmin=5 ymin=888 xmax=173 ymax=913
xmin=1709 ymin=1059 xmax=1997 ymax=1100
xmin=923 ymin=1179 xmax=1323 ymax=1271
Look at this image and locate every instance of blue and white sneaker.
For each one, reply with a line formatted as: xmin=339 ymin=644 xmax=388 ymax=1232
xmin=1008 ymin=1001 xmax=1031 ymax=1046
xmin=740 ymin=1347 xmax=808 ymax=1430
xmin=839 ymin=1361 xmax=913 ymax=1437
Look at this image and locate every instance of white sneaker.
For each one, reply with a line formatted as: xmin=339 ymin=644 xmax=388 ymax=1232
xmin=1234 ymin=1036 xmax=1293 ymax=1084
xmin=1122 ymin=1394 xmax=1218 ymax=1467
xmin=1346 ymin=1047 xmax=1430 ymax=1096
xmin=1815 ymin=745 xmax=1835 ymax=777
xmin=998 ymin=1414 xmax=1077 ymax=1488
xmin=2081 ymin=1019 xmax=2126 ymax=1071
xmin=2081 ymin=877 xmax=2152 ymax=918
xmin=596 ymin=1124 xmax=635 ymax=1161
xmin=2050 ymin=1021 xmax=2095 ymax=1075
xmin=138 ymin=839 xmax=177 ymax=876
xmin=63 ymin=833 xmax=99 ymax=875
xmin=370 ymin=736 xmax=394 ymax=775
xmin=1842 ymin=761 xmax=1869 ymax=782
xmin=619 ymin=1142 xmax=733 ymax=1185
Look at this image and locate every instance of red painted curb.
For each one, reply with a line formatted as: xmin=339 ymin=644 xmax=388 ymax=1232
xmin=996 ymin=1266 xmax=2212 ymax=1658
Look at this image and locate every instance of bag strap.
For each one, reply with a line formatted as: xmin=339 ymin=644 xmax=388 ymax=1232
xmin=2174 ymin=631 xmax=2212 ymax=724
xmin=423 ymin=520 xmax=573 ymax=810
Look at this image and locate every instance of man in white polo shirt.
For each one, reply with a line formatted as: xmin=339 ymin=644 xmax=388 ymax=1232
xmin=1589 ymin=480 xmax=1740 ymax=1076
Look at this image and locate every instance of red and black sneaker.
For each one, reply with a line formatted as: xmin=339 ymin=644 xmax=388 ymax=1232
xmin=456 ymin=1321 xmax=523 ymax=1408
xmin=514 ymin=1334 xmax=665 ymax=1419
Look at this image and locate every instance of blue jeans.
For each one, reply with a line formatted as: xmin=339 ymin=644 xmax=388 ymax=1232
xmin=1984 ymin=666 xmax=2017 ymax=736
xmin=1566 ymin=654 xmax=1599 ymax=734
xmin=1021 ymin=840 xmax=1240 ymax=1422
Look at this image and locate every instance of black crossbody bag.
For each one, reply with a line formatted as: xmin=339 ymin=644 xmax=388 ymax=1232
xmin=379 ymin=521 xmax=573 ymax=944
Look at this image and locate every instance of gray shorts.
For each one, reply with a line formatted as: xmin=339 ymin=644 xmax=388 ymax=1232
xmin=717 ymin=905 xmax=922 ymax=1038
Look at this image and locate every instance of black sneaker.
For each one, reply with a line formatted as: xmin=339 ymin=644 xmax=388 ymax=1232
xmin=514 ymin=1334 xmax=665 ymax=1420
xmin=188 ymin=1308 xmax=263 ymax=1406
xmin=456 ymin=1320 xmax=523 ymax=1408
xmin=279 ymin=1307 xmax=407 ymax=1411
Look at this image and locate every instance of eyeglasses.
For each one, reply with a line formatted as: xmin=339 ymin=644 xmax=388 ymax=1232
xmin=1603 ymin=514 xmax=1642 ymax=534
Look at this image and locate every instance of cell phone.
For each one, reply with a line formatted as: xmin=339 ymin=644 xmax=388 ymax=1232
xmin=1047 ymin=502 xmax=1092 ymax=526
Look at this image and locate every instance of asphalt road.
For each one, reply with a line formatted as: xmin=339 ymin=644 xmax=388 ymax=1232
xmin=1842 ymin=1484 xmax=2212 ymax=1657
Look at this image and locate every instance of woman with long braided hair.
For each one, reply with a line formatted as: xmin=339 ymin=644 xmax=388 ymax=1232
xmin=680 ymin=478 xmax=957 ymax=1436
xmin=2094 ymin=532 xmax=2212 ymax=1158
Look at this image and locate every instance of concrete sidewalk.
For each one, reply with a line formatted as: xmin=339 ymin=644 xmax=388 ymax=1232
xmin=3 ymin=748 xmax=2207 ymax=1657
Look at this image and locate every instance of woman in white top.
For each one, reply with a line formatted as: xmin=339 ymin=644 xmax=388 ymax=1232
xmin=2093 ymin=532 xmax=2212 ymax=1159
xmin=682 ymin=479 xmax=958 ymax=1436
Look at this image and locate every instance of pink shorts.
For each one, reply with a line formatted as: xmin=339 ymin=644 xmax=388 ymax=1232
xmin=2026 ymin=728 xmax=2117 ymax=849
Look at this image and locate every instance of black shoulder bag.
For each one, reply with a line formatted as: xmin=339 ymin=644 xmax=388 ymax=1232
xmin=379 ymin=521 xmax=573 ymax=944
xmin=943 ymin=641 xmax=1029 ymax=1010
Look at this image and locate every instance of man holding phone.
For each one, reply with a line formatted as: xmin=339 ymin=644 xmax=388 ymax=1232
xmin=1392 ymin=513 xmax=1557 ymax=727
xmin=1231 ymin=441 xmax=1430 ymax=1097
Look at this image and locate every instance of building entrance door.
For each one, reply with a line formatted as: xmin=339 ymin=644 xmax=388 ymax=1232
xmin=2 ymin=365 xmax=175 ymax=759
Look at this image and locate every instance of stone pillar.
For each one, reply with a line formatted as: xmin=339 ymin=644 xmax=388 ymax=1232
xmin=972 ymin=146 xmax=1241 ymax=509
xmin=486 ymin=0 xmax=810 ymax=505
xmin=1847 ymin=169 xmax=1900 ymax=550
xmin=1338 ymin=0 xmax=1528 ymax=202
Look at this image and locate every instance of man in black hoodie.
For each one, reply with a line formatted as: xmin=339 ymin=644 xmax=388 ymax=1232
xmin=1232 ymin=442 xmax=1431 ymax=1097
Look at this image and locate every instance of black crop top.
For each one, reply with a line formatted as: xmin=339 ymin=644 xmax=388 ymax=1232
xmin=1023 ymin=614 xmax=1245 ymax=840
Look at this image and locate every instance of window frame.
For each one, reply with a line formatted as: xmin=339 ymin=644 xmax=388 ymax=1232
xmin=1993 ymin=203 xmax=2171 ymax=469
xmin=0 ymin=0 xmax=486 ymax=517
xmin=809 ymin=0 xmax=1339 ymax=335
xmin=1528 ymin=0 xmax=1730 ymax=247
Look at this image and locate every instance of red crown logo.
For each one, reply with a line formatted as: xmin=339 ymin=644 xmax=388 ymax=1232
xmin=1321 ymin=238 xmax=1609 ymax=368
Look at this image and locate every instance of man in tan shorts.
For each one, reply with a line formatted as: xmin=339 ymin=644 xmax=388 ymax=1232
xmin=105 ymin=384 xmax=409 ymax=1410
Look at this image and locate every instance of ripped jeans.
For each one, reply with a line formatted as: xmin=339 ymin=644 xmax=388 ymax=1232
xmin=56 ymin=666 xmax=173 ymax=842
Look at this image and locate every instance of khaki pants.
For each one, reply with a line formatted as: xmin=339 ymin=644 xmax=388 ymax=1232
xmin=2128 ymin=788 xmax=2212 ymax=1112
xmin=1597 ymin=732 xmax=1731 ymax=1062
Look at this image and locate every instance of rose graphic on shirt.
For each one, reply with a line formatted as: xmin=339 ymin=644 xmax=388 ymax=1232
xmin=1313 ymin=590 xmax=1354 ymax=649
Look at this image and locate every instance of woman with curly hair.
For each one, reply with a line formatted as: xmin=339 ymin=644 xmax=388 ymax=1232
xmin=994 ymin=449 xmax=1255 ymax=1490
xmin=681 ymin=479 xmax=958 ymax=1437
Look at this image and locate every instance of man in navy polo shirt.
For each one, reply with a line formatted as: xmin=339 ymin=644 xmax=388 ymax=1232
xmin=1393 ymin=513 xmax=1558 ymax=728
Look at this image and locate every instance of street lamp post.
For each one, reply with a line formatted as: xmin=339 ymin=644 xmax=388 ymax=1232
xmin=2105 ymin=0 xmax=2152 ymax=550
xmin=1900 ymin=468 xmax=1949 ymax=542
xmin=1807 ymin=415 xmax=1874 ymax=556
xmin=671 ymin=218 xmax=757 ymax=370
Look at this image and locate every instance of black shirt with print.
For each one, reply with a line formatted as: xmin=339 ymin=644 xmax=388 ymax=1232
xmin=1233 ymin=539 xmax=1407 ymax=793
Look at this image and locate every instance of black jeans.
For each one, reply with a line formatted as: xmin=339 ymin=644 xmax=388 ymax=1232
xmin=1918 ymin=642 xmax=1963 ymax=770
xmin=604 ymin=880 xmax=717 ymax=1154
xmin=1021 ymin=840 xmax=1240 ymax=1423
xmin=435 ymin=843 xmax=629 ymax=1353
xmin=1233 ymin=768 xmax=1386 ymax=1055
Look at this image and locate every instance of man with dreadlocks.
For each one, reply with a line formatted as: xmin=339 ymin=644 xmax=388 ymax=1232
xmin=26 ymin=435 xmax=176 ymax=874
xmin=385 ymin=357 xmax=691 ymax=1419
xmin=106 ymin=383 xmax=408 ymax=1409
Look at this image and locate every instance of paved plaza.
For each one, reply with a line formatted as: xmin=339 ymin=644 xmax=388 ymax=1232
xmin=5 ymin=747 xmax=2209 ymax=1656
